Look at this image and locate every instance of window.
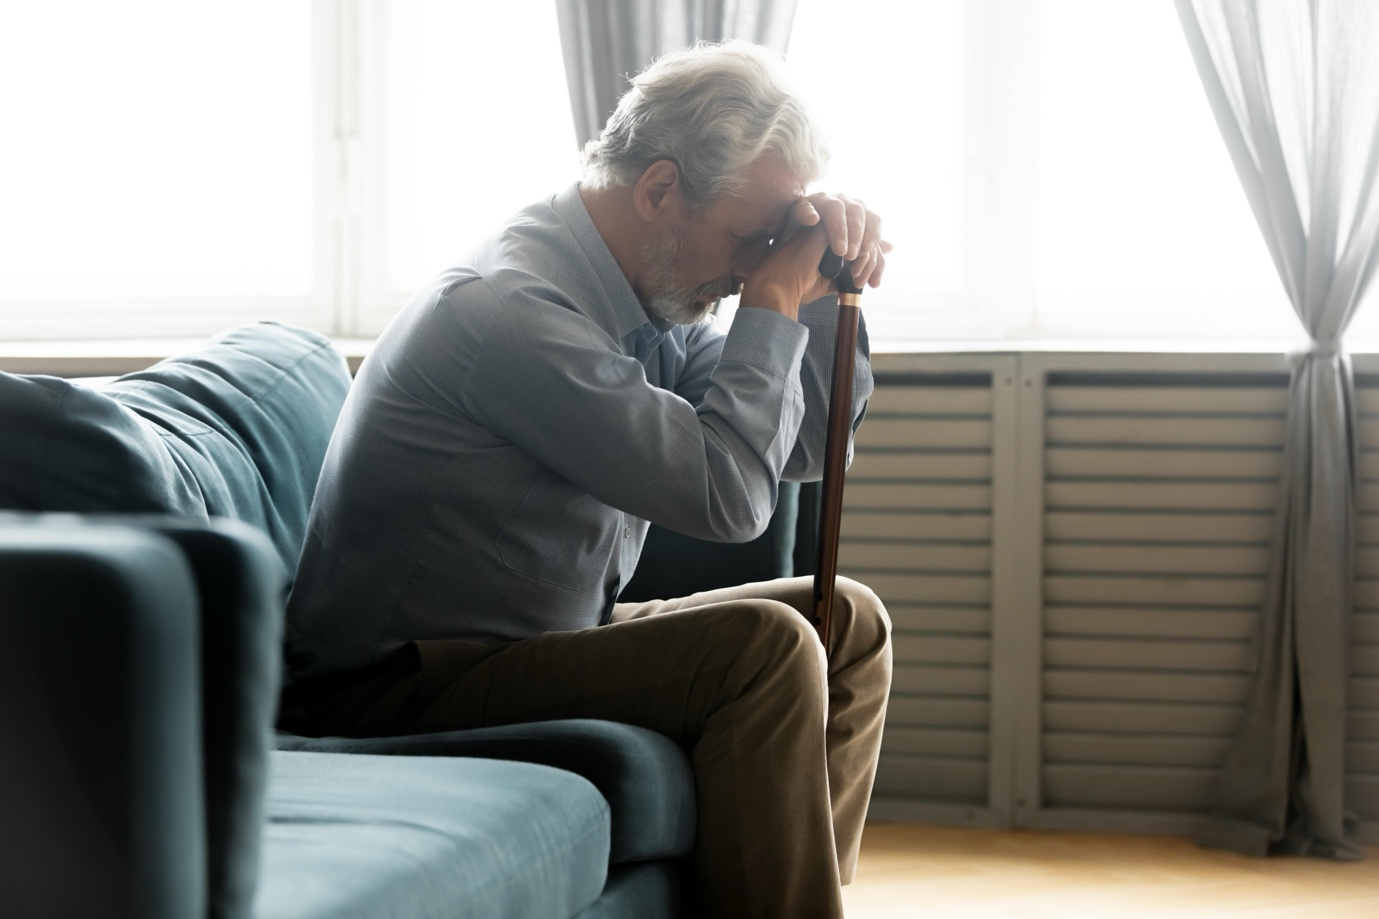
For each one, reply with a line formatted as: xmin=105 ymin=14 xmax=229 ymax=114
xmin=0 ymin=0 xmax=580 ymax=341
xmin=787 ymin=0 xmax=1304 ymax=343
xmin=1033 ymin=0 xmax=1297 ymax=341
xmin=363 ymin=0 xmax=579 ymax=326
xmin=0 ymin=1 xmax=1339 ymax=345
xmin=787 ymin=0 xmax=969 ymax=337
xmin=0 ymin=1 xmax=321 ymax=339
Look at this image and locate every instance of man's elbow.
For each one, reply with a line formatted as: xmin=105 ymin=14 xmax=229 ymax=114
xmin=703 ymin=496 xmax=774 ymax=544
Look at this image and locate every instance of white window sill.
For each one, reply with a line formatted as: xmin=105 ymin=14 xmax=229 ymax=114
xmin=5 ymin=335 xmax=1379 ymax=379
xmin=0 ymin=337 xmax=376 ymax=377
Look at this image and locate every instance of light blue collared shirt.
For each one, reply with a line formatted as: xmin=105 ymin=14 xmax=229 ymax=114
xmin=286 ymin=185 xmax=872 ymax=680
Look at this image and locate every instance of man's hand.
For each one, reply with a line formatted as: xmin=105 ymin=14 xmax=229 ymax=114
xmin=792 ymin=192 xmax=890 ymax=291
xmin=739 ymin=193 xmax=891 ymax=322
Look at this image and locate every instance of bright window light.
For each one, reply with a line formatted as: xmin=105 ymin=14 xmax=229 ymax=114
xmin=787 ymin=0 xmax=1307 ymax=344
xmin=381 ymin=0 xmax=581 ymax=298
xmin=786 ymin=0 xmax=968 ymax=341
xmin=0 ymin=1 xmax=314 ymax=303
xmin=2 ymin=1 xmax=1352 ymax=346
xmin=1034 ymin=0 xmax=1300 ymax=341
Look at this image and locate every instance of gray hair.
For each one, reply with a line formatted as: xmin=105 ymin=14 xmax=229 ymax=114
xmin=581 ymin=40 xmax=829 ymax=209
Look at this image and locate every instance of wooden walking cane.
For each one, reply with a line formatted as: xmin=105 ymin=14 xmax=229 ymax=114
xmin=811 ymin=250 xmax=863 ymax=652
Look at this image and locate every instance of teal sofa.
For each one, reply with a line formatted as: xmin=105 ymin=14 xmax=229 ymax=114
xmin=0 ymin=322 xmax=752 ymax=918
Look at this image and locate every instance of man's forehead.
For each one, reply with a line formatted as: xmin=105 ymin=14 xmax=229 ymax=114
xmin=747 ymin=153 xmax=806 ymax=198
xmin=727 ymin=155 xmax=806 ymax=228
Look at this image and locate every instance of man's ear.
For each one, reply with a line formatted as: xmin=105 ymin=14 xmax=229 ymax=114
xmin=632 ymin=159 xmax=683 ymax=224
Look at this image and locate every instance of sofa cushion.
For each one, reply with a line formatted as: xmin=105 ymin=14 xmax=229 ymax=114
xmin=255 ymin=751 xmax=610 ymax=919
xmin=0 ymin=322 xmax=351 ymax=576
xmin=276 ymin=719 xmax=696 ymax=865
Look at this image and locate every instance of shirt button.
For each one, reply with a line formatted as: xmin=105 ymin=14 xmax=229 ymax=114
xmin=624 ymin=526 xmax=632 ymax=538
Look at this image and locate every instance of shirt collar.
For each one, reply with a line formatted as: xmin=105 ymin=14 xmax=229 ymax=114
xmin=552 ymin=184 xmax=666 ymax=341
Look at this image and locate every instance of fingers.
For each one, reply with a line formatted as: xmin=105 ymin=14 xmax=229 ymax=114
xmin=848 ymin=207 xmax=888 ymax=288
xmin=866 ymin=247 xmax=886 ymax=289
xmin=844 ymin=243 xmax=880 ymax=289
xmin=801 ymin=192 xmax=855 ymax=257
xmin=851 ymin=200 xmax=883 ymax=266
xmin=849 ymin=244 xmax=877 ymax=288
xmin=791 ymin=197 xmax=822 ymax=227
xmin=785 ymin=191 xmax=892 ymax=295
xmin=799 ymin=192 xmax=888 ymax=281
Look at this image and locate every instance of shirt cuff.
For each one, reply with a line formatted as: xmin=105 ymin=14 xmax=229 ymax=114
xmin=721 ymin=306 xmax=810 ymax=379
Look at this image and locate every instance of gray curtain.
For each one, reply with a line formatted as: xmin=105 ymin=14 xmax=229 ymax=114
xmin=555 ymin=0 xmax=799 ymax=148
xmin=1175 ymin=0 xmax=1379 ymax=858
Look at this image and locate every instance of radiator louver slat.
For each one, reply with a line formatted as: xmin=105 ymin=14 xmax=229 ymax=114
xmin=1044 ymin=639 xmax=1253 ymax=672
xmin=1045 ymin=417 xmax=1287 ymax=447
xmin=1043 ymin=734 xmax=1230 ymax=767
xmin=1046 ymin=448 xmax=1283 ymax=479
xmin=1045 ymin=608 xmax=1256 ymax=639
xmin=1044 ymin=576 xmax=1264 ymax=607
xmin=843 ymin=513 xmax=990 ymax=541
xmin=1044 ymin=701 xmax=1241 ymax=735
xmin=1044 ymin=671 xmax=1251 ymax=703
xmin=1047 ymin=512 xmax=1273 ymax=542
xmin=839 ymin=544 xmax=990 ymax=572
xmin=1046 ymin=387 xmax=1288 ymax=414
xmin=841 ymin=375 xmax=994 ymax=807
xmin=1046 ymin=482 xmax=1278 ymax=510
xmin=1041 ymin=374 xmax=1285 ymax=813
xmin=1046 ymin=545 xmax=1270 ymax=575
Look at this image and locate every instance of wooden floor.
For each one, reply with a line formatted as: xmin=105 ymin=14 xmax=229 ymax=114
xmin=843 ymin=823 xmax=1379 ymax=918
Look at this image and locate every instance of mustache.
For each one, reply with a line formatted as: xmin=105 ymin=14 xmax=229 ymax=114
xmin=696 ymin=278 xmax=741 ymax=301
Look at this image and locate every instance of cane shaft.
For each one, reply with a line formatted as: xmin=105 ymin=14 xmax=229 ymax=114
xmin=811 ymin=290 xmax=861 ymax=651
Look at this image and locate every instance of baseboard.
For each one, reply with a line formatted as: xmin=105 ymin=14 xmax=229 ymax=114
xmin=866 ymin=798 xmax=1005 ymax=828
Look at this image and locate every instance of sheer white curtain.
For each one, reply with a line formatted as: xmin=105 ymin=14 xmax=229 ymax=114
xmin=1175 ymin=0 xmax=1379 ymax=858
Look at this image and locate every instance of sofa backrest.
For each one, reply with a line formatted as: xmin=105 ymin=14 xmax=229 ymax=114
xmin=0 ymin=322 xmax=352 ymax=577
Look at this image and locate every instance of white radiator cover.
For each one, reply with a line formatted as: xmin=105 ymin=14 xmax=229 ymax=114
xmin=849 ymin=351 xmax=1379 ymax=843
xmin=842 ymin=375 xmax=996 ymax=810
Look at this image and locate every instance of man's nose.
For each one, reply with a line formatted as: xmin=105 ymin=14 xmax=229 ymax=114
xmin=734 ymin=239 xmax=772 ymax=277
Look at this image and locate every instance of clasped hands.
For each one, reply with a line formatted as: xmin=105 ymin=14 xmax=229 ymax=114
xmin=740 ymin=192 xmax=891 ymax=321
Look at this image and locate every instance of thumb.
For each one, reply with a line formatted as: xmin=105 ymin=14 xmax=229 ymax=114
xmin=792 ymin=198 xmax=821 ymax=226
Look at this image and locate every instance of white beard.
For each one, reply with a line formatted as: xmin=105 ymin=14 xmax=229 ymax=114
xmin=640 ymin=228 xmax=737 ymax=326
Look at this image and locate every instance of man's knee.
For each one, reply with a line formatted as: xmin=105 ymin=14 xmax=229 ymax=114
xmin=835 ymin=576 xmax=891 ymax=643
xmin=735 ymin=599 xmax=829 ymax=687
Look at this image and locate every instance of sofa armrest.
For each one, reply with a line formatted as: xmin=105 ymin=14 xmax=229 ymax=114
xmin=136 ymin=518 xmax=284 ymax=919
xmin=0 ymin=522 xmax=206 ymax=919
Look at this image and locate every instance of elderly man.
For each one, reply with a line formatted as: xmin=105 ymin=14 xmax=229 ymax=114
xmin=284 ymin=41 xmax=892 ymax=918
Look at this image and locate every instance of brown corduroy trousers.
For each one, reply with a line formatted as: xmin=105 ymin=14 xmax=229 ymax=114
xmin=291 ymin=576 xmax=892 ymax=919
